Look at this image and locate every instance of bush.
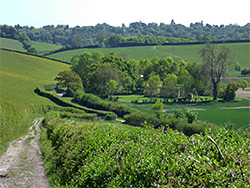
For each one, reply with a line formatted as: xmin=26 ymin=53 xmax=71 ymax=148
xmin=185 ymin=110 xmax=198 ymax=123
xmin=105 ymin=113 xmax=117 ymax=121
xmin=40 ymin=117 xmax=250 ymax=187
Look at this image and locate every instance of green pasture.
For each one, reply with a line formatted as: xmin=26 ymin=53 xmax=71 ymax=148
xmin=47 ymin=46 xmax=168 ymax=62
xmin=0 ymin=50 xmax=70 ymax=104
xmin=47 ymin=42 xmax=250 ymax=68
xmin=30 ymin=40 xmax=61 ymax=54
xmin=157 ymin=42 xmax=250 ymax=68
xmin=0 ymin=37 xmax=25 ymax=52
xmin=116 ymin=94 xmax=250 ymax=131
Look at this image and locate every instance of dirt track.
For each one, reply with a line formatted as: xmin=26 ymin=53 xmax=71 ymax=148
xmin=0 ymin=118 xmax=50 ymax=188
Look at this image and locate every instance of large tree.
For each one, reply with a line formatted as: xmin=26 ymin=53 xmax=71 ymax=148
xmin=200 ymin=44 xmax=233 ymax=100
xmin=54 ymin=71 xmax=83 ymax=91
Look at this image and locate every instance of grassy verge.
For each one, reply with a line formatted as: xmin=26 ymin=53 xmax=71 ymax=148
xmin=0 ymin=101 xmax=35 ymax=156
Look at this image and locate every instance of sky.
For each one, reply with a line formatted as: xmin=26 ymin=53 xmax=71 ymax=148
xmin=1 ymin=0 xmax=249 ymax=28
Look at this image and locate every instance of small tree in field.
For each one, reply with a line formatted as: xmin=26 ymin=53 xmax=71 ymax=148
xmin=240 ymin=80 xmax=248 ymax=90
xmin=152 ymin=101 xmax=164 ymax=118
xmin=54 ymin=71 xmax=83 ymax=92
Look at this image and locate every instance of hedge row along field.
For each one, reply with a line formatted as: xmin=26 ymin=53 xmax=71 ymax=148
xmin=41 ymin=113 xmax=250 ymax=187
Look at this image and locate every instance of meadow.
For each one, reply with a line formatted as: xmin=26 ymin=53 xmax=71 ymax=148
xmin=0 ymin=37 xmax=26 ymax=52
xmin=47 ymin=42 xmax=250 ymax=68
xmin=30 ymin=41 xmax=61 ymax=55
xmin=0 ymin=50 xmax=70 ymax=104
xmin=116 ymin=95 xmax=250 ymax=131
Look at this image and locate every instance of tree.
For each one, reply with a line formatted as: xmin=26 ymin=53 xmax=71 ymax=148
xmin=54 ymin=71 xmax=83 ymax=92
xmin=71 ymin=34 xmax=83 ymax=48
xmin=144 ymin=74 xmax=162 ymax=97
xmin=106 ymin=79 xmax=118 ymax=97
xmin=200 ymin=44 xmax=233 ymax=100
xmin=240 ymin=80 xmax=248 ymax=90
xmin=152 ymin=101 xmax=164 ymax=118
xmin=163 ymin=73 xmax=178 ymax=87
xmin=220 ymin=81 xmax=239 ymax=101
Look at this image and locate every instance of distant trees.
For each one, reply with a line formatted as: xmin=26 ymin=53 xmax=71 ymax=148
xmin=200 ymin=44 xmax=233 ymax=100
xmin=1 ymin=22 xmax=249 ymax=47
xmin=69 ymin=51 xmax=211 ymax=98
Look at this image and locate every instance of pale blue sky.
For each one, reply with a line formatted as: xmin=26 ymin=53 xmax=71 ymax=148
xmin=1 ymin=0 xmax=249 ymax=28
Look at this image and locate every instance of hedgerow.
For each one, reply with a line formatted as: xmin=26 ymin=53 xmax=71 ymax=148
xmin=40 ymin=114 xmax=250 ymax=187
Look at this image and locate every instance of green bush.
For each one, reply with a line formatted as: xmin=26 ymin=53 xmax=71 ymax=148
xmin=74 ymin=91 xmax=135 ymax=117
xmin=40 ymin=116 xmax=250 ymax=187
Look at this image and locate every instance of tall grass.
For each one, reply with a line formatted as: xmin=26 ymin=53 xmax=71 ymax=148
xmin=0 ymin=101 xmax=34 ymax=156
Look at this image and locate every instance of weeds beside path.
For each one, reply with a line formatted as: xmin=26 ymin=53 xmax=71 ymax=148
xmin=0 ymin=118 xmax=50 ymax=188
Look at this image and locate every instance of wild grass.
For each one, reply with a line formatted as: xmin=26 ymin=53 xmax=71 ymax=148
xmin=0 ymin=50 xmax=70 ymax=104
xmin=0 ymin=37 xmax=25 ymax=52
xmin=0 ymin=101 xmax=33 ymax=156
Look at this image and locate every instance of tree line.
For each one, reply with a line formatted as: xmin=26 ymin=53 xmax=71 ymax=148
xmin=1 ymin=21 xmax=249 ymax=47
xmin=56 ymin=44 xmax=247 ymax=101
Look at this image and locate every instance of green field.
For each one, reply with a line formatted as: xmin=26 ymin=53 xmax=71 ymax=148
xmin=47 ymin=46 xmax=168 ymax=62
xmin=47 ymin=42 xmax=250 ymax=68
xmin=0 ymin=37 xmax=26 ymax=52
xmin=115 ymin=94 xmax=250 ymax=131
xmin=157 ymin=42 xmax=250 ymax=68
xmin=30 ymin=40 xmax=62 ymax=54
xmin=0 ymin=50 xmax=70 ymax=104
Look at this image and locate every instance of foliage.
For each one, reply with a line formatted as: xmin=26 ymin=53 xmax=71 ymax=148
xmin=152 ymin=101 xmax=164 ymax=117
xmin=54 ymin=70 xmax=83 ymax=91
xmin=40 ymin=115 xmax=250 ymax=187
xmin=185 ymin=110 xmax=198 ymax=123
xmin=240 ymin=80 xmax=249 ymax=90
xmin=200 ymin=44 xmax=234 ymax=100
xmin=241 ymin=68 xmax=250 ymax=76
xmin=1 ymin=22 xmax=250 ymax=47
xmin=106 ymin=79 xmax=118 ymax=97
xmin=220 ymin=81 xmax=240 ymax=101
xmin=143 ymin=74 xmax=162 ymax=97
xmin=73 ymin=90 xmax=134 ymax=118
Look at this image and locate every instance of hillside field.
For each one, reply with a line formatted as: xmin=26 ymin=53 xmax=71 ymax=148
xmin=0 ymin=37 xmax=26 ymax=52
xmin=30 ymin=40 xmax=62 ymax=55
xmin=47 ymin=42 xmax=250 ymax=68
xmin=0 ymin=50 xmax=69 ymax=104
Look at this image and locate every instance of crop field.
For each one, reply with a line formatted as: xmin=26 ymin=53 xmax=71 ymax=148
xmin=30 ymin=40 xmax=61 ymax=54
xmin=0 ymin=37 xmax=26 ymax=52
xmin=47 ymin=42 xmax=250 ymax=68
xmin=0 ymin=50 xmax=70 ymax=104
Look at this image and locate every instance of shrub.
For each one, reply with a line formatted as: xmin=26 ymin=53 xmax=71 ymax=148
xmin=185 ymin=110 xmax=198 ymax=123
xmin=40 ymin=117 xmax=250 ymax=187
